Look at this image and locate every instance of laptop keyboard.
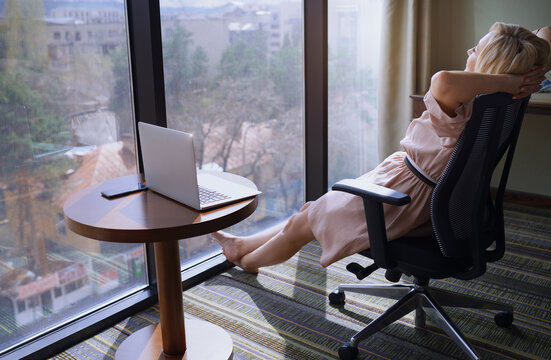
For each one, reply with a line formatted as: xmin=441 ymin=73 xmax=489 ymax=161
xmin=199 ymin=186 xmax=231 ymax=204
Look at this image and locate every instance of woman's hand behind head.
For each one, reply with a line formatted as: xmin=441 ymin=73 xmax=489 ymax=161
xmin=511 ymin=66 xmax=547 ymax=99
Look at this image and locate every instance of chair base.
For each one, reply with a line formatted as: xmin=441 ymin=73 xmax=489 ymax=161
xmin=330 ymin=281 xmax=513 ymax=360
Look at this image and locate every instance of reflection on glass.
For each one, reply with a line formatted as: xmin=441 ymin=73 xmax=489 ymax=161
xmin=328 ymin=0 xmax=382 ymax=186
xmin=0 ymin=1 xmax=146 ymax=353
xmin=159 ymin=0 xmax=304 ymax=266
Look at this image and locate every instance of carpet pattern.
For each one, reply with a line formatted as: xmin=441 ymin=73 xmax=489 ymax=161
xmin=52 ymin=204 xmax=551 ymax=359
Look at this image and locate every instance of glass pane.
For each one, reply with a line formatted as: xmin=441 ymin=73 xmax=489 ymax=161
xmin=159 ymin=0 xmax=304 ymax=267
xmin=328 ymin=0 xmax=382 ymax=186
xmin=0 ymin=1 xmax=147 ymax=353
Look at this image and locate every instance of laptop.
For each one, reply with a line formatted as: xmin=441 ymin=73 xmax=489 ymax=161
xmin=137 ymin=122 xmax=261 ymax=211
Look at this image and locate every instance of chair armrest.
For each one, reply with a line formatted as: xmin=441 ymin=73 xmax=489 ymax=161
xmin=332 ymin=179 xmax=411 ymax=206
xmin=332 ymin=179 xmax=411 ymax=269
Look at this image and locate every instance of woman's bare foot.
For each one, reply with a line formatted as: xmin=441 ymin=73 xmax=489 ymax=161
xmin=211 ymin=231 xmax=259 ymax=273
xmin=211 ymin=231 xmax=244 ymax=263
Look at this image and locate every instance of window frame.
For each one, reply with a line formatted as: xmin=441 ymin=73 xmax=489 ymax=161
xmin=1 ymin=0 xmax=328 ymax=358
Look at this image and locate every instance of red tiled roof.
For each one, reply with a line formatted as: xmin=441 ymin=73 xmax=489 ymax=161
xmin=54 ymin=141 xmax=136 ymax=208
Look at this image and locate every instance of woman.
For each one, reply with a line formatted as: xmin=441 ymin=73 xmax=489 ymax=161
xmin=214 ymin=23 xmax=551 ymax=274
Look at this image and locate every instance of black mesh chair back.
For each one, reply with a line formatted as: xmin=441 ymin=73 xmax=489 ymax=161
xmin=431 ymin=93 xmax=530 ymax=278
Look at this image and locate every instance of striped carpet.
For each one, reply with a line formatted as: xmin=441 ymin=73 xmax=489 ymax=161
xmin=53 ymin=203 xmax=551 ymax=360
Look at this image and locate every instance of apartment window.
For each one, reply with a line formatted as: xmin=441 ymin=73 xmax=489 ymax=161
xmin=328 ymin=0 xmax=382 ymax=185
xmin=0 ymin=0 xmax=146 ymax=355
xmin=16 ymin=300 xmax=25 ymax=313
xmin=160 ymin=0 xmax=304 ymax=268
xmin=56 ymin=213 xmax=66 ymax=236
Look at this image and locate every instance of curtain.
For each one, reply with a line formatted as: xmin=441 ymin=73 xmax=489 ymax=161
xmin=377 ymin=0 xmax=432 ymax=160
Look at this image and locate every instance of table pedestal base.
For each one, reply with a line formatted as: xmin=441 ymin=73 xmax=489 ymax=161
xmin=115 ymin=319 xmax=233 ymax=360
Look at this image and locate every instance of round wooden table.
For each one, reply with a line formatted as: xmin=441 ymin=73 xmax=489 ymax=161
xmin=63 ymin=173 xmax=258 ymax=360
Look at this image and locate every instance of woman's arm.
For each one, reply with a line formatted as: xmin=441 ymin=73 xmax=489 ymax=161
xmin=429 ymin=70 xmax=526 ymax=116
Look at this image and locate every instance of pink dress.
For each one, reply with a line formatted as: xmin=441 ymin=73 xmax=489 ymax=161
xmin=307 ymin=91 xmax=475 ymax=267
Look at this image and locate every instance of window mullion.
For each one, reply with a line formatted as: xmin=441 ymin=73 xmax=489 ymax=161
xmin=126 ymin=0 xmax=167 ymax=172
xmin=304 ymin=0 xmax=328 ymax=201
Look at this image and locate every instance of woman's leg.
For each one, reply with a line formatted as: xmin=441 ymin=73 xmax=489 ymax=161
xmin=212 ymin=203 xmax=314 ymax=273
xmin=211 ymin=221 xmax=286 ymax=263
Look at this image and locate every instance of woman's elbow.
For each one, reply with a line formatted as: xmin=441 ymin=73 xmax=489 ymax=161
xmin=430 ymin=71 xmax=452 ymax=98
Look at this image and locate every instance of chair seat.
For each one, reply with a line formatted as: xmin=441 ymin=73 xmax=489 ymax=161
xmin=359 ymin=236 xmax=471 ymax=279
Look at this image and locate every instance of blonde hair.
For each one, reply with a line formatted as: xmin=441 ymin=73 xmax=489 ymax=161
xmin=475 ymin=22 xmax=550 ymax=74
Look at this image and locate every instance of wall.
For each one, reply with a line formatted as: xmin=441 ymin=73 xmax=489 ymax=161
xmin=431 ymin=0 xmax=551 ymax=197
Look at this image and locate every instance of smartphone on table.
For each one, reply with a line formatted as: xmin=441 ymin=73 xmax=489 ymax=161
xmin=101 ymin=183 xmax=148 ymax=199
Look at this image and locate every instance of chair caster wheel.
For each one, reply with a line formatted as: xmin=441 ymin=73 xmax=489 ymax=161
xmin=495 ymin=311 xmax=514 ymax=327
xmin=338 ymin=342 xmax=359 ymax=360
xmin=329 ymin=290 xmax=345 ymax=306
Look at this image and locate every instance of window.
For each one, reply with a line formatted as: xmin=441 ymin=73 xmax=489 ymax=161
xmin=0 ymin=0 xmax=146 ymax=354
xmin=160 ymin=0 xmax=304 ymax=268
xmin=328 ymin=0 xmax=382 ymax=185
xmin=1 ymin=1 xmax=334 ymax=358
xmin=28 ymin=296 xmax=38 ymax=308
xmin=64 ymin=282 xmax=77 ymax=294
xmin=16 ymin=300 xmax=25 ymax=313
xmin=56 ymin=213 xmax=66 ymax=236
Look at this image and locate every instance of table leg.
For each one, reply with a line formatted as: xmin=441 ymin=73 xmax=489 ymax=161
xmin=154 ymin=239 xmax=187 ymax=355
xmin=115 ymin=239 xmax=233 ymax=360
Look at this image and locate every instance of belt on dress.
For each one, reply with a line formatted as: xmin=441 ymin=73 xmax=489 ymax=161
xmin=404 ymin=155 xmax=437 ymax=188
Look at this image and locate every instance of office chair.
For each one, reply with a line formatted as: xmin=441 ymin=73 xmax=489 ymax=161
xmin=328 ymin=92 xmax=530 ymax=360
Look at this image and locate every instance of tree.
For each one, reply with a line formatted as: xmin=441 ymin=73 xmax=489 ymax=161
xmin=1 ymin=0 xmax=64 ymax=115
xmin=190 ymin=46 xmax=209 ymax=88
xmin=3 ymin=0 xmax=47 ymax=68
xmin=3 ymin=0 xmax=24 ymax=61
xmin=209 ymin=78 xmax=281 ymax=171
xmin=21 ymin=0 xmax=47 ymax=66
xmin=328 ymin=45 xmax=358 ymax=94
xmin=269 ymin=34 xmax=303 ymax=109
xmin=260 ymin=107 xmax=304 ymax=215
xmin=0 ymin=71 xmax=72 ymax=273
xmin=172 ymin=89 xmax=220 ymax=170
xmin=163 ymin=25 xmax=193 ymax=97
xmin=163 ymin=24 xmax=210 ymax=113
xmin=218 ymin=31 xmax=268 ymax=80
xmin=0 ymin=73 xmax=68 ymax=177
xmin=109 ymin=46 xmax=133 ymax=138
